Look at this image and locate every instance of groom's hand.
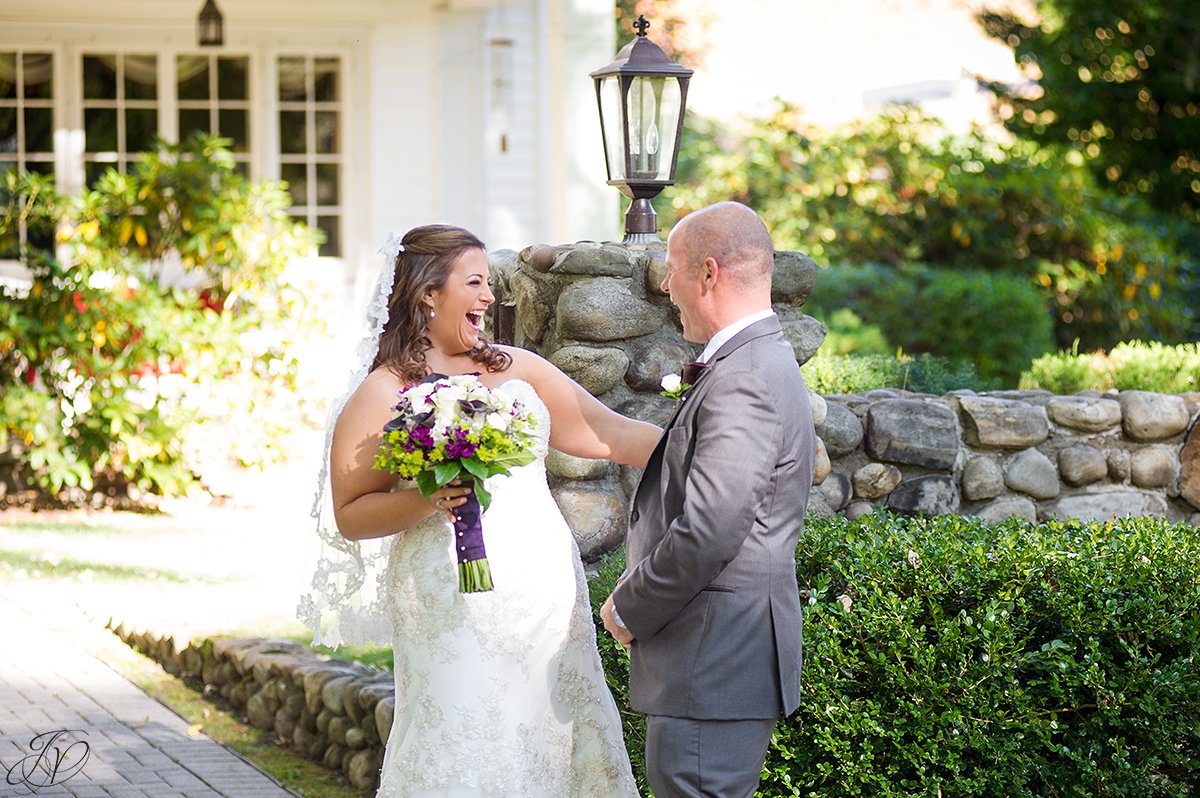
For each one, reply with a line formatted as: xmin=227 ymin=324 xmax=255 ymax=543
xmin=601 ymin=596 xmax=634 ymax=648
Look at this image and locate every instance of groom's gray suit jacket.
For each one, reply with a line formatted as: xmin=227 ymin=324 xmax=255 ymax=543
xmin=614 ymin=315 xmax=815 ymax=720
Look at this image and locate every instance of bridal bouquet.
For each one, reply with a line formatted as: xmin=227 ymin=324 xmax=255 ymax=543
xmin=374 ymin=374 xmax=538 ymax=592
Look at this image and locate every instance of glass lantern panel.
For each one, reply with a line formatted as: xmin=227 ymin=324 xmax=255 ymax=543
xmin=598 ymin=76 xmax=625 ymax=181
xmin=627 ymin=76 xmax=660 ymax=180
xmin=655 ymin=77 xmax=683 ymax=181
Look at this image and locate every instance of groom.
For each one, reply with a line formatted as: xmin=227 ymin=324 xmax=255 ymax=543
xmin=602 ymin=201 xmax=815 ymax=798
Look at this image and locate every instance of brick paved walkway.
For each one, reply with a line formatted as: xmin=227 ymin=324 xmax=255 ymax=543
xmin=0 ymin=588 xmax=298 ymax=798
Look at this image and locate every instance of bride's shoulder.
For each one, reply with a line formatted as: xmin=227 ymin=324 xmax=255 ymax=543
xmin=343 ymin=368 xmax=405 ymax=418
xmin=493 ymin=345 xmax=554 ymax=383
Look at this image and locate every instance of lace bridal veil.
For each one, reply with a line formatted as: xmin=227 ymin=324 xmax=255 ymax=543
xmin=297 ymin=235 xmax=403 ymax=648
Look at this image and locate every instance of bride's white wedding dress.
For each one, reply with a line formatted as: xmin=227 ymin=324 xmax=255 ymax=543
xmin=377 ymin=379 xmax=639 ymax=797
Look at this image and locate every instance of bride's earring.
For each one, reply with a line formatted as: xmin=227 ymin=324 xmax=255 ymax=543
xmin=429 ymin=308 xmax=436 ymax=318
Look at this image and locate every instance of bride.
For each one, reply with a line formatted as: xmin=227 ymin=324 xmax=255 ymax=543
xmin=304 ymin=224 xmax=661 ymax=797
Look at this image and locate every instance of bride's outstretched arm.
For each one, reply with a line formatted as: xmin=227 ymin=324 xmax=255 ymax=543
xmin=329 ymin=370 xmax=473 ymax=541
xmin=508 ymin=349 xmax=662 ymax=467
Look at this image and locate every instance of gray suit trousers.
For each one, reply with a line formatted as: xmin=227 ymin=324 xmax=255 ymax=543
xmin=645 ymin=714 xmax=776 ymax=798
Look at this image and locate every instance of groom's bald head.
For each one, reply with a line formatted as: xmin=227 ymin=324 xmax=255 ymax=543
xmin=670 ymin=202 xmax=773 ymax=292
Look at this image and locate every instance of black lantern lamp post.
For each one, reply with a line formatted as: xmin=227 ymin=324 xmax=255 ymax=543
xmin=590 ymin=15 xmax=693 ymax=244
xmin=198 ymin=0 xmax=225 ymax=47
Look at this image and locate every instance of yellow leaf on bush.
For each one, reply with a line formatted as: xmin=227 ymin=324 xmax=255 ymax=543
xmin=134 ymin=224 xmax=148 ymax=247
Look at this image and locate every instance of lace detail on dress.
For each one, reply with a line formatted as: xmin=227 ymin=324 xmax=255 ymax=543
xmin=375 ymin=380 xmax=638 ymax=798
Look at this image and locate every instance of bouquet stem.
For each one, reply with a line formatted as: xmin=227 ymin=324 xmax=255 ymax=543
xmin=453 ymin=489 xmax=493 ymax=593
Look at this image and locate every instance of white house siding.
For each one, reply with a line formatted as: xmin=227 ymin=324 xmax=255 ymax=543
xmin=1 ymin=0 xmax=618 ymax=336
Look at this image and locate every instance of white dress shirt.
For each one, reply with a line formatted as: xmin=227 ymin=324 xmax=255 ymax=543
xmin=699 ymin=309 xmax=776 ymax=364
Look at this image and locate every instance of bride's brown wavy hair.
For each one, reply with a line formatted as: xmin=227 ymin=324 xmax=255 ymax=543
xmin=372 ymin=224 xmax=511 ymax=384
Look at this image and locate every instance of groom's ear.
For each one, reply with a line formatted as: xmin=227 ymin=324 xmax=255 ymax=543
xmin=700 ymin=257 xmax=719 ymax=293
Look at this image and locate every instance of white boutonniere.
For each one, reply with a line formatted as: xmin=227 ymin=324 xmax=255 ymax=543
xmin=660 ymin=373 xmax=691 ymax=401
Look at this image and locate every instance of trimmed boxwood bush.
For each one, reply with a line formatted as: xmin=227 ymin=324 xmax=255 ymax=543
xmin=1022 ymin=341 xmax=1200 ymax=394
xmin=806 ymin=262 xmax=1054 ymax=387
xmin=591 ymin=514 xmax=1200 ymax=796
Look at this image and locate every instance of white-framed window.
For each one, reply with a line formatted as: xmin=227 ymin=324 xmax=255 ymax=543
xmin=1 ymin=50 xmax=56 ymax=261
xmin=81 ymin=53 xmax=159 ymax=185
xmin=277 ymin=55 xmax=343 ymax=257
xmin=176 ymin=54 xmax=252 ymax=176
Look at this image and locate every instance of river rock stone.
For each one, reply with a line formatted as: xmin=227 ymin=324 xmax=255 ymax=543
xmin=375 ymin=696 xmax=395 ymax=746
xmin=624 ymin=341 xmax=695 ymax=393
xmin=549 ymin=345 xmax=628 ymax=396
xmin=866 ymin=400 xmax=959 ymax=470
xmin=547 ymin=243 xmax=636 ymax=277
xmin=509 ymin=269 xmax=553 ymax=343
xmin=321 ymin=675 xmax=355 ymax=715
xmin=546 ymin=449 xmax=611 ymax=480
xmin=813 ymin=438 xmax=831 ymax=485
xmin=959 ymin=396 xmax=1049 ymax=448
xmin=809 ymin=390 xmax=827 ymax=428
xmin=961 ymin=456 xmax=1004 ymax=501
xmin=975 ymin=496 xmax=1038 ymax=524
xmin=347 ymin=749 xmax=384 ymax=790
xmin=771 ymin=250 xmax=818 ymax=305
xmin=521 ymin=244 xmax=573 ymax=273
xmin=1047 ymin=395 xmax=1122 ymax=433
xmin=819 ymin=473 xmax=852 ymax=511
xmin=1131 ymin=446 xmax=1177 ymax=489
xmin=487 ymin=249 xmax=520 ymax=302
xmin=1039 ymin=490 xmax=1169 ymax=522
xmin=1120 ymin=391 xmax=1191 ymax=441
xmin=246 ymin=689 xmax=275 ymax=729
xmin=1058 ymin=445 xmax=1108 ymax=486
xmin=556 ymin=278 xmax=664 ymax=342
xmin=775 ymin=305 xmax=826 ymax=365
xmin=1004 ymin=448 xmax=1060 ymax=499
xmin=1182 ymin=423 xmax=1200 ymax=510
xmin=805 ymin=491 xmax=835 ymax=517
xmin=818 ymin=402 xmax=864 ymax=457
xmin=843 ymin=501 xmax=874 ymax=521
xmin=853 ymin=462 xmax=902 ymax=500
xmin=551 ymin=482 xmax=628 ymax=561
xmin=1108 ymin=449 xmax=1131 ymax=482
xmin=642 ymin=248 xmax=669 ymax=296
xmin=886 ymin=475 xmax=959 ymax=516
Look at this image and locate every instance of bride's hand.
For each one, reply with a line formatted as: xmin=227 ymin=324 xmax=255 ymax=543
xmin=430 ymin=481 xmax=474 ymax=521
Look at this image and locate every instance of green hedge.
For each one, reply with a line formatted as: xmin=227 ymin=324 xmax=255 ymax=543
xmin=591 ymin=514 xmax=1200 ymax=796
xmin=801 ymin=352 xmax=986 ymax=395
xmin=1022 ymin=341 xmax=1200 ymax=394
xmin=805 ymin=262 xmax=1054 ymax=387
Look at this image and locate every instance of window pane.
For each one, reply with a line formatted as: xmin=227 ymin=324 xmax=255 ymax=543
xmin=83 ymin=55 xmax=118 ymax=100
xmin=179 ymin=108 xmax=210 ymax=137
xmin=233 ymin=161 xmax=249 ymax=179
xmin=218 ymin=57 xmax=248 ymax=101
xmin=0 ymin=54 xmax=15 ymax=100
xmin=314 ymin=110 xmax=338 ymax=154
xmin=280 ymin=162 xmax=307 ymax=206
xmin=218 ymin=108 xmax=248 ymax=152
xmin=24 ymin=108 xmax=53 ymax=152
xmin=177 ymin=55 xmax=209 ymax=100
xmin=279 ymin=110 xmax=306 ymax=153
xmin=23 ymin=53 xmax=53 ymax=99
xmin=26 ymin=161 xmax=54 ymax=176
xmin=314 ymin=58 xmax=339 ymax=102
xmin=317 ymin=214 xmax=340 ymax=257
xmin=315 ymin=162 xmax=339 ymax=205
xmin=124 ymin=55 xmax=157 ymax=100
xmin=125 ymin=108 xmax=158 ymax=152
xmin=278 ymin=57 xmax=306 ymax=102
xmin=85 ymin=160 xmax=108 ymax=186
xmin=0 ymin=108 xmax=15 ymax=152
xmin=85 ymin=107 xmax=118 ymax=152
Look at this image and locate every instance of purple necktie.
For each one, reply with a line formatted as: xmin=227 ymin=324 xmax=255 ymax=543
xmin=680 ymin=360 xmax=709 ymax=386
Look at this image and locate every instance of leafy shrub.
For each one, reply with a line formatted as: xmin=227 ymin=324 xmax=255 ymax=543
xmin=592 ymin=514 xmax=1200 ymax=796
xmin=801 ymin=352 xmax=985 ymax=395
xmin=1021 ymin=340 xmax=1200 ymax=394
xmin=816 ymin=308 xmax=891 ymax=356
xmin=0 ymin=135 xmax=320 ymax=502
xmin=666 ymin=105 xmax=1200 ymax=350
xmin=805 ymin=262 xmax=1054 ymax=386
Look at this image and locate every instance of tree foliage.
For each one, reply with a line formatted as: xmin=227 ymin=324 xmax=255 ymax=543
xmin=613 ymin=0 xmax=715 ymax=68
xmin=664 ymin=103 xmax=1198 ymax=351
xmin=979 ymin=0 xmax=1200 ymax=218
xmin=0 ymin=134 xmax=320 ymax=504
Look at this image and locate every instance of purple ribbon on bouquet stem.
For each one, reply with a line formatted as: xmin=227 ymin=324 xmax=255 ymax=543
xmin=453 ymin=485 xmax=493 ymax=593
